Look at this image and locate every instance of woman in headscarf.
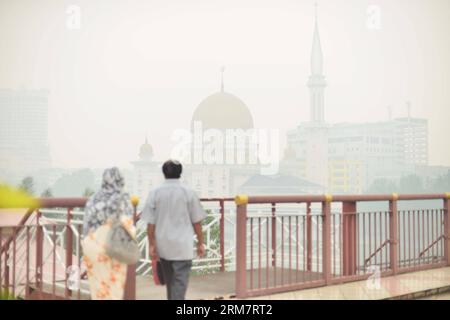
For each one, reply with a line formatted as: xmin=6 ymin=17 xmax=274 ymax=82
xmin=81 ymin=167 xmax=134 ymax=300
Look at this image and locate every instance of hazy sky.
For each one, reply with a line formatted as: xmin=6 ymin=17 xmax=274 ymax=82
xmin=0 ymin=0 xmax=449 ymax=169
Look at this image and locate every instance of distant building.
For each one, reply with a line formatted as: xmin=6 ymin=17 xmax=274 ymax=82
xmin=239 ymin=174 xmax=322 ymax=195
xmin=132 ymin=69 xmax=301 ymax=199
xmin=185 ymin=74 xmax=260 ymax=197
xmin=130 ymin=138 xmax=162 ymax=203
xmin=130 ymin=5 xmax=431 ymax=198
xmin=0 ymin=89 xmax=51 ymax=176
xmin=286 ymin=6 xmax=429 ymax=194
xmin=394 ymin=115 xmax=428 ymax=167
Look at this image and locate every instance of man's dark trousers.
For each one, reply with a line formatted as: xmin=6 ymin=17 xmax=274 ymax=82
xmin=159 ymin=258 xmax=192 ymax=300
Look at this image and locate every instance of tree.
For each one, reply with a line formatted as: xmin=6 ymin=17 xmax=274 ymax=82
xmin=52 ymin=169 xmax=95 ymax=197
xmin=83 ymin=188 xmax=95 ymax=197
xmin=431 ymin=171 xmax=450 ymax=193
xmin=18 ymin=177 xmax=34 ymax=195
xmin=366 ymin=178 xmax=397 ymax=194
xmin=399 ymin=174 xmax=424 ymax=193
xmin=41 ymin=188 xmax=53 ymax=197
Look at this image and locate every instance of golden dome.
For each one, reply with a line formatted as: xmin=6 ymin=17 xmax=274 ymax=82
xmin=191 ymin=91 xmax=254 ymax=130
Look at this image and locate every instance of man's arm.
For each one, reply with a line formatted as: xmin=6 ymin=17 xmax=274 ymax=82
xmin=147 ymin=224 xmax=157 ymax=259
xmin=142 ymin=190 xmax=157 ymax=259
xmin=193 ymin=222 xmax=206 ymax=257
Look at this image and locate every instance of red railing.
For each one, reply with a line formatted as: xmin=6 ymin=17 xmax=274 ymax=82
xmin=1 ymin=198 xmax=89 ymax=299
xmin=234 ymin=193 xmax=450 ymax=298
xmin=0 ymin=223 xmax=87 ymax=299
xmin=2 ymin=193 xmax=449 ymax=299
xmin=0 ymin=197 xmax=233 ymax=299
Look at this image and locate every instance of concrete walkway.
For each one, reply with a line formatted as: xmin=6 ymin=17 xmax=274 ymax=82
xmin=243 ymin=267 xmax=450 ymax=300
xmin=28 ymin=266 xmax=450 ymax=300
xmin=135 ymin=266 xmax=450 ymax=300
xmin=136 ymin=268 xmax=323 ymax=300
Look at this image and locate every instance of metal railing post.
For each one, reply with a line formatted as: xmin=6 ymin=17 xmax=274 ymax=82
xmin=25 ymin=226 xmax=30 ymax=299
xmin=235 ymin=195 xmax=248 ymax=298
xmin=271 ymin=202 xmax=276 ymax=268
xmin=220 ymin=199 xmax=225 ymax=272
xmin=444 ymin=194 xmax=450 ymax=266
xmin=389 ymin=194 xmax=399 ymax=274
xmin=306 ymin=202 xmax=312 ymax=271
xmin=2 ymin=226 xmax=9 ymax=294
xmin=35 ymin=210 xmax=43 ymax=298
xmin=4 ymin=252 xmax=9 ymax=294
xmin=124 ymin=196 xmax=139 ymax=300
xmin=342 ymin=201 xmax=357 ymax=276
xmin=0 ymin=228 xmax=2 ymax=292
xmin=322 ymin=195 xmax=332 ymax=284
xmin=65 ymin=208 xmax=73 ymax=298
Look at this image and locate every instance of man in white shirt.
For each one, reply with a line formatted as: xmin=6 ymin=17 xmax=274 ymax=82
xmin=141 ymin=160 xmax=206 ymax=300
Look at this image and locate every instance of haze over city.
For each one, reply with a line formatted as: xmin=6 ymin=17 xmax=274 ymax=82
xmin=3 ymin=0 xmax=450 ymax=304
xmin=1 ymin=0 xmax=449 ymax=170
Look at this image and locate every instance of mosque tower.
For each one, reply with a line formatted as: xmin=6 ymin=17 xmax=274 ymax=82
xmin=307 ymin=3 xmax=327 ymax=124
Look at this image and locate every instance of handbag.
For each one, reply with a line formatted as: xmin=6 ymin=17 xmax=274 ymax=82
xmin=105 ymin=202 xmax=140 ymax=265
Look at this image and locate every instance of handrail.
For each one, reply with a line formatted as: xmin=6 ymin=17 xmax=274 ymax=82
xmin=0 ymin=207 xmax=34 ymax=254
xmin=1 ymin=196 xmax=234 ymax=254
xmin=419 ymin=235 xmax=445 ymax=258
xmin=364 ymin=239 xmax=390 ymax=267
xmin=1 ymin=196 xmax=235 ymax=260
xmin=234 ymin=192 xmax=450 ymax=298
xmin=2 ymin=193 xmax=446 ymax=255
xmin=0 ymin=198 xmax=88 ymax=255
xmin=242 ymin=193 xmax=449 ymax=204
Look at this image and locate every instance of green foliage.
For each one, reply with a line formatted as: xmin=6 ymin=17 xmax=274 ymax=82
xmin=83 ymin=187 xmax=95 ymax=197
xmin=430 ymin=171 xmax=450 ymax=192
xmin=41 ymin=188 xmax=53 ymax=197
xmin=0 ymin=290 xmax=18 ymax=300
xmin=18 ymin=176 xmax=34 ymax=196
xmin=366 ymin=172 xmax=450 ymax=194
xmin=399 ymin=174 xmax=424 ymax=193
xmin=367 ymin=178 xmax=398 ymax=194
xmin=52 ymin=169 xmax=95 ymax=197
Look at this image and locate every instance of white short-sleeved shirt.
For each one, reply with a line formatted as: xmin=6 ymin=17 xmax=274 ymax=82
xmin=141 ymin=179 xmax=207 ymax=261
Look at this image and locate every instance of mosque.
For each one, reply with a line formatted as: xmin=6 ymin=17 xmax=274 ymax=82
xmin=130 ymin=55 xmax=323 ymax=201
xmin=130 ymin=68 xmax=321 ymax=200
xmin=131 ymin=4 xmax=429 ymax=201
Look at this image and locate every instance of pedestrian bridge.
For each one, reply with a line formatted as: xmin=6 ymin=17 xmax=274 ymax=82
xmin=1 ymin=193 xmax=449 ymax=299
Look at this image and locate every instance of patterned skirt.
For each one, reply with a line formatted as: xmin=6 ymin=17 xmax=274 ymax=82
xmin=81 ymin=223 xmax=127 ymax=300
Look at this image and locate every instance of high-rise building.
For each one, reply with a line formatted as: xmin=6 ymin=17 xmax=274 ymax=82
xmin=0 ymin=88 xmax=51 ymax=176
xmin=286 ymin=6 xmax=429 ymax=194
xmin=394 ymin=114 xmax=428 ymax=167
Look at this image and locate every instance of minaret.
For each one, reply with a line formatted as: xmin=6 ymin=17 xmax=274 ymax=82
xmin=308 ymin=3 xmax=327 ymax=123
